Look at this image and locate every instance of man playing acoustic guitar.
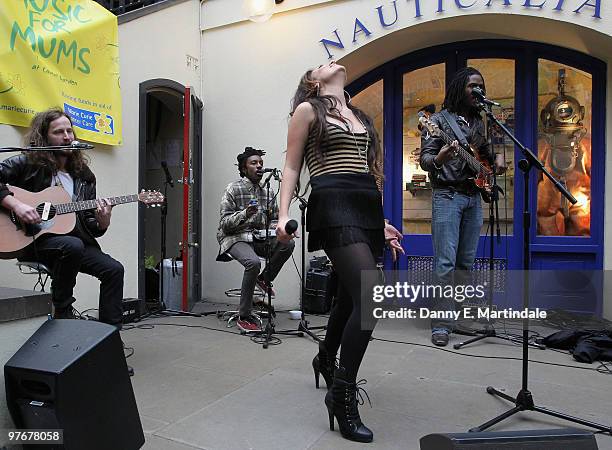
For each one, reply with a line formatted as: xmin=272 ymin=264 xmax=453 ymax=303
xmin=420 ymin=68 xmax=506 ymax=347
xmin=0 ymin=107 xmax=124 ymax=327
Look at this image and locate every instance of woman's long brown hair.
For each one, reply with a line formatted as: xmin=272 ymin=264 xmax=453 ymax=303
xmin=289 ymin=70 xmax=383 ymax=180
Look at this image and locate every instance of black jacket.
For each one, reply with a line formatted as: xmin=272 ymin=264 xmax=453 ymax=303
xmin=420 ymin=111 xmax=493 ymax=189
xmin=0 ymin=154 xmax=107 ymax=247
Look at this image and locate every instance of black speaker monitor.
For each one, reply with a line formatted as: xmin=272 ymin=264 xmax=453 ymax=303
xmin=4 ymin=319 xmax=145 ymax=450
xmin=420 ymin=428 xmax=598 ymax=450
xmin=304 ymin=268 xmax=336 ymax=314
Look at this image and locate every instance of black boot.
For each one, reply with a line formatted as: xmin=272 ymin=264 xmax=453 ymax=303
xmin=324 ymin=367 xmax=373 ymax=443
xmin=312 ymin=342 xmax=336 ymax=389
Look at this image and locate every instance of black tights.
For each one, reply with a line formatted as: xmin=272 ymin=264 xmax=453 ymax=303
xmin=322 ymin=243 xmax=379 ymax=381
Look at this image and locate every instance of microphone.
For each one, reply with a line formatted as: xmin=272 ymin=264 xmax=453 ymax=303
xmin=161 ymin=160 xmax=174 ymax=188
xmin=70 ymin=141 xmax=94 ymax=149
xmin=472 ymin=87 xmax=500 ymax=107
xmin=257 ymin=167 xmax=282 ymax=182
xmin=257 ymin=168 xmax=278 ymax=174
xmin=285 ymin=219 xmax=298 ymax=234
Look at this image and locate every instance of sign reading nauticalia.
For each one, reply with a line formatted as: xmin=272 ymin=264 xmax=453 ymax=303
xmin=0 ymin=0 xmax=122 ymax=145
xmin=320 ymin=0 xmax=602 ymax=58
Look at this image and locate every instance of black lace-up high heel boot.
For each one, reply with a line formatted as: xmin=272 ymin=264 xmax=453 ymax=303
xmin=324 ymin=367 xmax=373 ymax=443
xmin=312 ymin=342 xmax=336 ymax=389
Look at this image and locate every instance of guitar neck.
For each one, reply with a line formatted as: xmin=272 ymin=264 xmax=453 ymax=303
xmin=439 ymin=129 xmax=489 ymax=173
xmin=435 ymin=128 xmax=482 ymax=167
xmin=55 ymin=195 xmax=139 ymax=215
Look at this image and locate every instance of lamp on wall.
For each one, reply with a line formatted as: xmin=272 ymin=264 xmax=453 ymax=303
xmin=243 ymin=0 xmax=284 ymax=23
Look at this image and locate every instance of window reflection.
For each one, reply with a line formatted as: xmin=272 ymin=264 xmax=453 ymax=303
xmin=402 ymin=64 xmax=445 ymax=235
xmin=537 ymin=60 xmax=591 ymax=237
xmin=353 ymin=80 xmax=384 ymax=189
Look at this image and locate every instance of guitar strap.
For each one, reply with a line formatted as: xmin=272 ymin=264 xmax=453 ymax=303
xmin=440 ymin=110 xmax=470 ymax=149
xmin=441 ymin=110 xmax=494 ymax=203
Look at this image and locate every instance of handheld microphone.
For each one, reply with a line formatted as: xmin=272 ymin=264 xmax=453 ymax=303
xmin=472 ymin=87 xmax=500 ymax=107
xmin=161 ymin=160 xmax=174 ymax=188
xmin=285 ymin=219 xmax=298 ymax=234
xmin=70 ymin=141 xmax=94 ymax=149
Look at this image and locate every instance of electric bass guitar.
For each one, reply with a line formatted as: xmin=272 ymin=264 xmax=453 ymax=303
xmin=0 ymin=185 xmax=163 ymax=258
xmin=418 ymin=111 xmax=494 ymax=202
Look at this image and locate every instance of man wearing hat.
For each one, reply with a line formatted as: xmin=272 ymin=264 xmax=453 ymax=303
xmin=216 ymin=147 xmax=295 ymax=332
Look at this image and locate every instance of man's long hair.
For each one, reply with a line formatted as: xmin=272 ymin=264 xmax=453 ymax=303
xmin=289 ymin=70 xmax=383 ymax=180
xmin=442 ymin=67 xmax=486 ymax=117
xmin=23 ymin=107 xmax=90 ymax=177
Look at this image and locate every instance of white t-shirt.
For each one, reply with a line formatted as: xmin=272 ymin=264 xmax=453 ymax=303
xmin=53 ymin=171 xmax=74 ymax=199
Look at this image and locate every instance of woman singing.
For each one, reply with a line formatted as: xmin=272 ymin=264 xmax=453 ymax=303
xmin=276 ymin=61 xmax=404 ymax=443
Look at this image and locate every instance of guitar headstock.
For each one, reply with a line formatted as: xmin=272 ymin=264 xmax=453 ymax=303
xmin=417 ymin=111 xmax=441 ymax=138
xmin=139 ymin=190 xmax=164 ymax=207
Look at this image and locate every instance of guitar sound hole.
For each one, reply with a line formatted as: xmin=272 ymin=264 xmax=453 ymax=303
xmin=35 ymin=203 xmax=57 ymax=221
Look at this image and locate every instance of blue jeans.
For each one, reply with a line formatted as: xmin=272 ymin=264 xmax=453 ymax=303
xmin=431 ymin=188 xmax=482 ymax=331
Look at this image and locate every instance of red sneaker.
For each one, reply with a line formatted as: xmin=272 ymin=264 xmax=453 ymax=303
xmin=237 ymin=316 xmax=261 ymax=333
xmin=256 ymin=276 xmax=276 ymax=297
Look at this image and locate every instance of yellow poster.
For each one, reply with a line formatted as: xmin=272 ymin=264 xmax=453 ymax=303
xmin=0 ymin=0 xmax=122 ymax=145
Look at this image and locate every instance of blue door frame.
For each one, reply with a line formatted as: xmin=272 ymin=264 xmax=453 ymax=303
xmin=347 ymin=40 xmax=606 ymax=284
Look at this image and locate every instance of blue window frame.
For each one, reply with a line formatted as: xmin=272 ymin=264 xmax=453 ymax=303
xmin=347 ymin=39 xmax=606 ymax=281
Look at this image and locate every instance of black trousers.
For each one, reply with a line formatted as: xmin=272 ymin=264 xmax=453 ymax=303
xmin=21 ymin=235 xmax=124 ymax=327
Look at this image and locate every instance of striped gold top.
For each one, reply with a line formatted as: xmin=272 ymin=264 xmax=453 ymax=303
xmin=304 ymin=122 xmax=370 ymax=177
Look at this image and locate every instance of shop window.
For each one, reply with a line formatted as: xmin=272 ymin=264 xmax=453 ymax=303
xmin=352 ymin=79 xmax=384 ymax=189
xmin=467 ymin=58 xmax=516 ymax=236
xmin=402 ymin=63 xmax=445 ymax=235
xmin=536 ymin=60 xmax=592 ymax=237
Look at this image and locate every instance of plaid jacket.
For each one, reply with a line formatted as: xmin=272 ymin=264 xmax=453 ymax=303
xmin=216 ymin=177 xmax=279 ymax=259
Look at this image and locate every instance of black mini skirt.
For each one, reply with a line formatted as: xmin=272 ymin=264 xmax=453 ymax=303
xmin=306 ymin=173 xmax=385 ymax=257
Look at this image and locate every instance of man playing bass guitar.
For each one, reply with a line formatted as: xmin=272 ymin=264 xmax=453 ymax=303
xmin=0 ymin=107 xmax=124 ymax=328
xmin=420 ymin=67 xmax=506 ymax=347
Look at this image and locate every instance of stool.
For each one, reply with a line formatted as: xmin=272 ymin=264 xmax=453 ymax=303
xmin=220 ymin=284 xmax=271 ymax=332
xmin=217 ymin=255 xmax=272 ymax=332
xmin=16 ymin=261 xmax=51 ymax=292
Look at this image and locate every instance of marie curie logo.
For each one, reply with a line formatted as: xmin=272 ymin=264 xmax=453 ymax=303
xmin=64 ymin=103 xmax=114 ymax=135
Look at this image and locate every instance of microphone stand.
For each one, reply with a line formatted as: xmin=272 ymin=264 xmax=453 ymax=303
xmin=0 ymin=143 xmax=94 ymax=152
xmin=468 ymin=101 xmax=610 ymax=434
xmin=455 ymin=105 xmax=543 ymax=351
xmin=253 ymin=170 xmax=302 ymax=349
xmin=293 ymin=194 xmax=327 ymax=342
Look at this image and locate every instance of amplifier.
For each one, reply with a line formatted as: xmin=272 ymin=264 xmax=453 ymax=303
xmin=304 ymin=267 xmax=336 ymax=314
xmin=122 ymin=298 xmax=144 ymax=324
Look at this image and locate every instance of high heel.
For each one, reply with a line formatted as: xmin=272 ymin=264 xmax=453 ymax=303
xmin=327 ymin=407 xmax=335 ymax=431
xmin=324 ymin=367 xmax=373 ymax=443
xmin=312 ymin=342 xmax=336 ymax=390
xmin=313 ymin=364 xmax=321 ymax=389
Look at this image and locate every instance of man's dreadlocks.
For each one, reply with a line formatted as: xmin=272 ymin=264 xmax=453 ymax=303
xmin=237 ymin=146 xmax=265 ymax=177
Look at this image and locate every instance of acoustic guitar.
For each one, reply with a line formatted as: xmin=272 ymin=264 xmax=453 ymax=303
xmin=0 ymin=185 xmax=163 ymax=258
xmin=418 ymin=111 xmax=494 ymax=202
